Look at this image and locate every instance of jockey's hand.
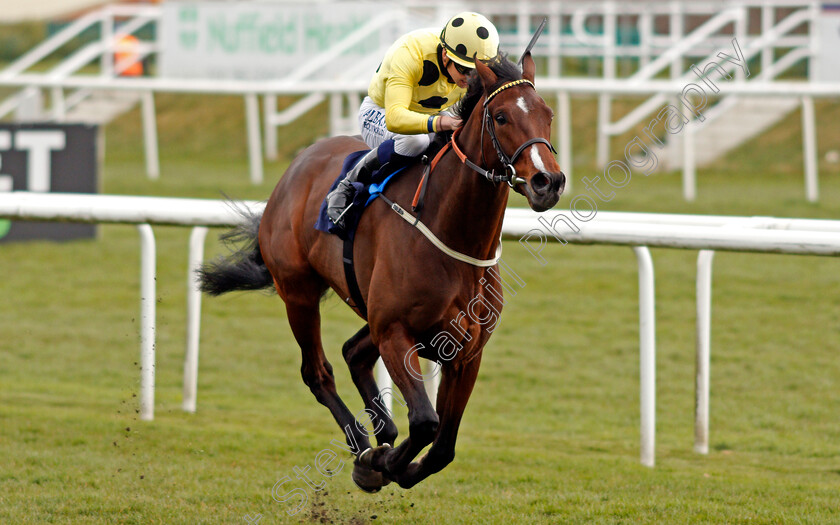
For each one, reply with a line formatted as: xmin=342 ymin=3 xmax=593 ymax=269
xmin=437 ymin=115 xmax=462 ymax=131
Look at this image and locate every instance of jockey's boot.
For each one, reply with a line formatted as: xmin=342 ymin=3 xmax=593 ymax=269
xmin=326 ymin=147 xmax=384 ymax=230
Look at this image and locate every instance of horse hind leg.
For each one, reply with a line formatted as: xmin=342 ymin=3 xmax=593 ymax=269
xmin=342 ymin=324 xmax=399 ymax=492
xmin=280 ymin=279 xmax=372 ymax=461
xmin=342 ymin=324 xmax=398 ymax=446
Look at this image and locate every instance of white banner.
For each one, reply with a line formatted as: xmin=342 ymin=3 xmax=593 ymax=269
xmin=159 ymin=2 xmax=402 ymax=80
xmin=817 ymin=4 xmax=840 ymax=82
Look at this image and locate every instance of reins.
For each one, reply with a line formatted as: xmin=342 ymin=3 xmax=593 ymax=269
xmin=379 ymin=192 xmax=502 ymax=267
xmin=450 ymin=127 xmax=513 ymax=184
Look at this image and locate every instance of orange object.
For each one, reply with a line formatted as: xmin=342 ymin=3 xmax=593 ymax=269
xmin=115 ymin=34 xmax=143 ymax=77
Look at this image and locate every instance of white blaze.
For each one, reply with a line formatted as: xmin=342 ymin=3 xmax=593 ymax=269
xmin=516 ymin=96 xmax=529 ymax=114
xmin=530 ymin=146 xmax=547 ymax=172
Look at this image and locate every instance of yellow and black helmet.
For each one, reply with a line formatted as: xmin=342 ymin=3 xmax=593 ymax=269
xmin=439 ymin=12 xmax=500 ymax=68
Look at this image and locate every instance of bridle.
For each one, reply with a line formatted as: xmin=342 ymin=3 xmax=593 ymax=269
xmin=451 ymin=78 xmax=557 ymax=187
xmin=390 ymin=79 xmax=556 ymax=269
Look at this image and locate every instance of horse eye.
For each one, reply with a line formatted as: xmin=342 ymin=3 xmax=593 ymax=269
xmin=494 ymin=113 xmax=507 ymax=124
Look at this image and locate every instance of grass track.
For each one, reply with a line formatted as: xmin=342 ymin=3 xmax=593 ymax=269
xmin=1 ymin=93 xmax=839 ymax=524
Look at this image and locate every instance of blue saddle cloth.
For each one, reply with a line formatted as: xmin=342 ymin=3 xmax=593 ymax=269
xmin=314 ymin=149 xmax=405 ymax=240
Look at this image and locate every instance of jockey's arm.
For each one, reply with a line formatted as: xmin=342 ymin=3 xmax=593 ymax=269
xmin=383 ymin=62 xmax=440 ymax=135
xmin=383 ymin=74 xmax=461 ymax=134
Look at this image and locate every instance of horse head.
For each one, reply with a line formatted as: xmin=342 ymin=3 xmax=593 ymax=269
xmin=470 ymin=52 xmax=566 ymax=212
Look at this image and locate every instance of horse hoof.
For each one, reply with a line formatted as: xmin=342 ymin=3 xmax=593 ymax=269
xmin=352 ymin=462 xmax=391 ymax=493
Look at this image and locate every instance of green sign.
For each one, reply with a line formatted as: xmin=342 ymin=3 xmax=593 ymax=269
xmin=161 ymin=2 xmax=402 ymax=80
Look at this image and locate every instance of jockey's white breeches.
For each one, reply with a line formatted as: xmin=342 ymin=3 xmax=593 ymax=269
xmin=358 ymin=96 xmax=436 ymax=157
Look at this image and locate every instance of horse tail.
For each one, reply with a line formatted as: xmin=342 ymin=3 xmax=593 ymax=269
xmin=197 ymin=204 xmax=274 ymax=296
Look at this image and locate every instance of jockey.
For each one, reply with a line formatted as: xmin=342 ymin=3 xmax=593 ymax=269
xmin=326 ymin=12 xmax=500 ymax=231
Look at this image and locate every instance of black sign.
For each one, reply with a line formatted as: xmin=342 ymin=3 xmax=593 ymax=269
xmin=0 ymin=123 xmax=98 ymax=242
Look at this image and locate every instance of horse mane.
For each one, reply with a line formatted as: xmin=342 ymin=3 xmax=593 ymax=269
xmin=453 ymin=52 xmax=522 ymax=123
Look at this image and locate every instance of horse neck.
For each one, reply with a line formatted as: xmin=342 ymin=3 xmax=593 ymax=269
xmin=423 ymin=116 xmax=509 ymax=260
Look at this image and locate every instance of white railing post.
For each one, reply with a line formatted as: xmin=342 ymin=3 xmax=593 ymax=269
xmin=639 ymin=7 xmax=652 ymax=69
xmin=50 ymin=87 xmax=66 ymax=121
xmin=633 ymin=246 xmax=656 ymax=467
xmin=329 ymin=93 xmax=343 ymax=137
xmin=517 ymin=2 xmax=531 ymax=59
xmin=695 ymin=249 xmax=715 ymax=454
xmin=761 ymin=4 xmax=774 ymax=77
xmin=101 ymin=7 xmax=114 ymax=78
xmin=142 ymin=91 xmax=160 ymax=179
xmin=735 ymin=3 xmax=748 ymax=82
xmin=596 ymin=1 xmax=617 ymax=170
xmin=604 ymin=1 xmax=617 ymax=79
xmin=557 ymin=90 xmax=572 ymax=192
xmin=137 ymin=224 xmax=156 ymax=421
xmin=596 ymin=99 xmax=611 ymax=170
xmin=548 ymin=3 xmax=562 ymax=78
xmin=244 ymin=93 xmax=263 ymax=185
xmin=683 ymin=110 xmax=697 ymax=201
xmin=801 ymin=96 xmax=819 ymax=202
xmin=809 ymin=0 xmax=819 ymax=83
xmin=375 ymin=357 xmax=392 ymax=415
xmin=264 ymin=94 xmax=278 ymax=161
xmin=183 ymin=226 xmax=208 ymax=413
xmin=668 ymin=0 xmax=684 ymax=171
xmin=374 ymin=356 xmax=438 ymax=414
xmin=424 ymin=361 xmax=441 ymax=407
xmin=346 ymin=91 xmax=361 ymax=135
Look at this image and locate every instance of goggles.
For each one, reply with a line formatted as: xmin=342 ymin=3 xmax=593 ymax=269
xmin=450 ymin=60 xmax=471 ymax=76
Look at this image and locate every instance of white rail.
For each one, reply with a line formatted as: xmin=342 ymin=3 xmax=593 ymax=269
xmin=1 ymin=192 xmax=839 ymax=467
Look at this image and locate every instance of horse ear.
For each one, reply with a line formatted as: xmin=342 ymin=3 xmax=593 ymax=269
xmin=521 ymin=51 xmax=536 ymax=83
xmin=475 ymin=57 xmax=497 ymax=92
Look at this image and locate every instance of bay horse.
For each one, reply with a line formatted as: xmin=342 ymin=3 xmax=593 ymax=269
xmin=199 ymin=52 xmax=565 ymax=491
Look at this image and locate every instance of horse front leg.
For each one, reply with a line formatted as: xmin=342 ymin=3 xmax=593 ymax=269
xmin=359 ymin=323 xmax=439 ymax=478
xmin=388 ymin=352 xmax=483 ymax=489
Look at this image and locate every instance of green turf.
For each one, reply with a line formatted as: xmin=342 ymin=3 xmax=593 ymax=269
xmin=1 ymin=93 xmax=839 ymax=524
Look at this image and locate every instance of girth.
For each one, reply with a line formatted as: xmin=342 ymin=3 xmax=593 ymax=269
xmin=343 ymin=235 xmax=368 ymax=319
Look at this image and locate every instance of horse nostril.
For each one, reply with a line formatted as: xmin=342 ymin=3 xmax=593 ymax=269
xmin=530 ymin=172 xmax=550 ymax=194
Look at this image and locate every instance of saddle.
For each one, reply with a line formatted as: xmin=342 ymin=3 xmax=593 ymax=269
xmin=314 ymin=134 xmax=451 ymax=318
xmin=314 ymin=153 xmax=399 ymax=241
